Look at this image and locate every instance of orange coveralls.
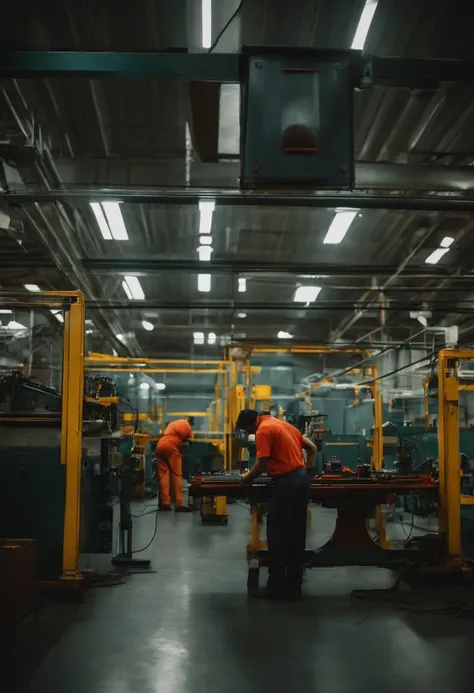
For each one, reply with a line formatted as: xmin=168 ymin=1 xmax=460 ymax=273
xmin=156 ymin=420 xmax=193 ymax=507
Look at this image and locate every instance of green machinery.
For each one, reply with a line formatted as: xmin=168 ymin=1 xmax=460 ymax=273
xmin=0 ymin=371 xmax=119 ymax=582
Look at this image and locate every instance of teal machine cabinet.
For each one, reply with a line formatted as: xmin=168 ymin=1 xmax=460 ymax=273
xmin=0 ymin=372 xmax=115 ymax=581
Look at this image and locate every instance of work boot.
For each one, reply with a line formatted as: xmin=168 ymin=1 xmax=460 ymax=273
xmin=175 ymin=505 xmax=193 ymax=513
xmin=159 ymin=505 xmax=172 ymax=512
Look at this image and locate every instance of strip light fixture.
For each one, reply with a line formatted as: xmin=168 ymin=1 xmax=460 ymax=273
xmin=122 ymin=276 xmax=145 ymax=300
xmin=425 ymin=236 xmax=455 ymax=265
xmin=294 ymin=286 xmax=322 ymax=303
xmin=201 ymin=0 xmax=212 ymax=49
xmin=323 ymin=209 xmax=358 ymax=244
xmin=351 ymin=0 xmax=379 ymax=50
xmin=90 ymin=201 xmax=129 ymax=241
xmin=24 ymin=284 xmax=41 ymax=292
xmin=198 ymin=273 xmax=211 ymax=292
xmin=193 ymin=331 xmax=205 ymax=345
xmin=238 ymin=277 xmax=247 ymax=293
xmin=278 ymin=331 xmax=293 ymax=340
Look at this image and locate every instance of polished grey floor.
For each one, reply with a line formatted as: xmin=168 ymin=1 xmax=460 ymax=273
xmin=26 ymin=504 xmax=473 ymax=693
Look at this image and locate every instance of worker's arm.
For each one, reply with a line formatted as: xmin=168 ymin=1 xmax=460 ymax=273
xmin=241 ymin=457 xmax=269 ymax=484
xmin=302 ymin=436 xmax=317 ymax=477
xmin=242 ymin=426 xmax=272 ymax=483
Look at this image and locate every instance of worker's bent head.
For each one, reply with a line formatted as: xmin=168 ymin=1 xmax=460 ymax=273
xmin=236 ymin=408 xmax=259 ymax=433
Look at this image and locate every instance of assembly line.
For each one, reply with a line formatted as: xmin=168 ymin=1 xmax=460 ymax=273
xmin=3 ymin=5 xmax=474 ymax=690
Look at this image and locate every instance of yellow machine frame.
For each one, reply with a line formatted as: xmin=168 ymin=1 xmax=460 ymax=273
xmin=0 ymin=291 xmax=85 ymax=584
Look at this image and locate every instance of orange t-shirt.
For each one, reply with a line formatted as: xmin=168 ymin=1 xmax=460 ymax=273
xmin=158 ymin=420 xmax=194 ymax=451
xmin=255 ymin=416 xmax=305 ymax=477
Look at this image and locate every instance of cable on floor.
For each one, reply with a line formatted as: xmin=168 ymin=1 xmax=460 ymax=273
xmin=132 ymin=506 xmax=160 ymax=554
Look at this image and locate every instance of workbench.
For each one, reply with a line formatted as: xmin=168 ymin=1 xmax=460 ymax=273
xmin=190 ymin=473 xmax=440 ymax=594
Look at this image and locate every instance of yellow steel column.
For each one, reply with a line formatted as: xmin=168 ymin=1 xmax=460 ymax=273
xmin=438 ymin=350 xmax=461 ymax=560
xmin=372 ymin=369 xmax=384 ymax=471
xmin=60 ymin=293 xmax=85 ymax=580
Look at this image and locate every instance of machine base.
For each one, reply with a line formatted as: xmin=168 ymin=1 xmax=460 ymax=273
xmin=111 ymin=554 xmax=151 ymax=568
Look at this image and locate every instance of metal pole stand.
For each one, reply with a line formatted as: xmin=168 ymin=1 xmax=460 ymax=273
xmin=111 ymin=458 xmax=152 ymax=569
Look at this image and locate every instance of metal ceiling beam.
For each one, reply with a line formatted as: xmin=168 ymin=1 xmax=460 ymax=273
xmin=5 ymin=189 xmax=474 ymax=211
xmin=80 ymin=258 xmax=452 ymax=277
xmin=51 ymin=159 xmax=474 ymax=192
xmin=1 ymin=50 xmax=474 ymax=88
xmin=85 ymin=301 xmax=474 ymax=313
xmin=0 ymin=51 xmax=240 ymax=82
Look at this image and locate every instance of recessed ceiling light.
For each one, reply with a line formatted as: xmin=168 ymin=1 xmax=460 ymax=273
xmin=155 ymin=382 xmax=166 ymax=391
xmin=139 ymin=382 xmax=150 ymax=391
xmin=208 ymin=332 xmax=217 ymax=345
xmin=278 ymin=331 xmax=293 ymax=340
xmin=141 ymin=320 xmax=154 ymax=331
xmin=238 ymin=277 xmax=247 ymax=293
xmin=237 ymin=312 xmax=247 ymax=319
xmin=440 ymin=236 xmax=454 ymax=248
xmin=24 ymin=284 xmax=41 ymax=292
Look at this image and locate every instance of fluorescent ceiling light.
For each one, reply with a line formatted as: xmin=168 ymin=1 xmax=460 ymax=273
xmin=323 ymin=209 xmax=358 ymax=244
xmin=122 ymin=276 xmax=145 ymax=300
xmin=199 ymin=235 xmax=213 ymax=245
xmin=351 ymin=0 xmax=378 ymax=51
xmin=425 ymin=248 xmax=450 ymax=265
xmin=90 ymin=202 xmax=112 ymax=240
xmin=101 ymin=201 xmax=128 ymax=240
xmin=141 ymin=320 xmax=154 ymax=331
xmin=198 ymin=273 xmax=211 ymax=292
xmin=440 ymin=236 xmax=454 ymax=248
xmin=237 ymin=312 xmax=247 ymax=319
xmin=208 ymin=332 xmax=217 ymax=345
xmin=197 ymin=245 xmax=213 ymax=261
xmin=0 ymin=309 xmax=12 ymax=314
xmin=90 ymin=201 xmax=128 ymax=241
xmin=50 ymin=309 xmax=64 ymax=324
xmin=139 ymin=382 xmax=150 ymax=391
xmin=24 ymin=284 xmax=40 ymax=292
xmin=278 ymin=331 xmax=293 ymax=340
xmin=201 ymin=0 xmax=212 ymax=49
xmin=6 ymin=320 xmax=26 ymax=331
xmin=199 ymin=199 xmax=215 ymax=237
xmin=238 ymin=277 xmax=247 ymax=293
xmin=155 ymin=382 xmax=166 ymax=391
xmin=193 ymin=331 xmax=205 ymax=345
xmin=294 ymin=286 xmax=322 ymax=303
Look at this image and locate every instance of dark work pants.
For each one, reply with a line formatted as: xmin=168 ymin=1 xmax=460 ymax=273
xmin=266 ymin=467 xmax=309 ymax=589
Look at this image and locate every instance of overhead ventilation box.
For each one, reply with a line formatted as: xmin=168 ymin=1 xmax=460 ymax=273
xmin=241 ymin=49 xmax=355 ymax=190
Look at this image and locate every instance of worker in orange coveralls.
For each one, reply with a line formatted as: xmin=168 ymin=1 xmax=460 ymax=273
xmin=156 ymin=419 xmax=194 ymax=512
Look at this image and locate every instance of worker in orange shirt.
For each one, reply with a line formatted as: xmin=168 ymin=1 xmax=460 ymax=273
xmin=156 ymin=419 xmax=194 ymax=512
xmin=237 ymin=409 xmax=317 ymax=599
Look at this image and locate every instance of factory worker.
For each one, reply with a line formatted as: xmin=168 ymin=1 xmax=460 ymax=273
xmin=236 ymin=409 xmax=317 ymax=599
xmin=156 ymin=419 xmax=194 ymax=512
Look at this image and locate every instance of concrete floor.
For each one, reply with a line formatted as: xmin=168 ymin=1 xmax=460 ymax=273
xmin=24 ymin=504 xmax=474 ymax=693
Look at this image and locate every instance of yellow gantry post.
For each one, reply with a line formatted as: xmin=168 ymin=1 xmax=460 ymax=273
xmin=57 ymin=292 xmax=85 ymax=581
xmin=437 ymin=349 xmax=461 ymax=561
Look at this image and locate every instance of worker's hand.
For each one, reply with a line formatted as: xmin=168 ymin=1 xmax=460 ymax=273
xmin=241 ymin=472 xmax=252 ymax=484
